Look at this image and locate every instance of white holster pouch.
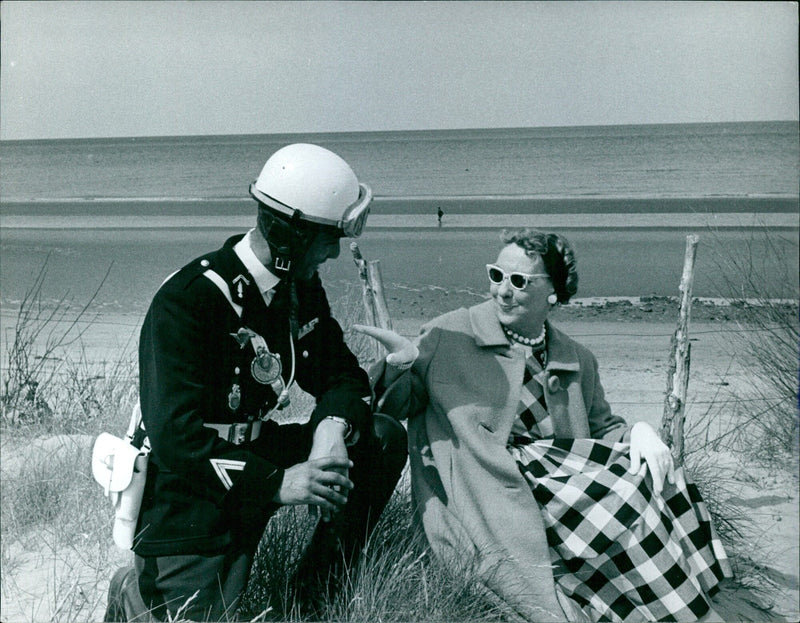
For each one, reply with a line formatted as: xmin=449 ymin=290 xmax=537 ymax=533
xmin=92 ymin=402 xmax=150 ymax=550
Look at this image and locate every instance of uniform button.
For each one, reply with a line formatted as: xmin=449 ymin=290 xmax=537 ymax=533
xmin=200 ymin=259 xmax=210 ymax=267
xmin=235 ymin=367 xmax=240 ymax=375
xmin=302 ymin=350 xmax=309 ymax=358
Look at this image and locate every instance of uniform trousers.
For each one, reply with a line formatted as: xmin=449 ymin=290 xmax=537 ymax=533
xmin=117 ymin=413 xmax=407 ymax=622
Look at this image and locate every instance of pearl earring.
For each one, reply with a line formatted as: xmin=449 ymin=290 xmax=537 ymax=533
xmin=547 ymin=293 xmax=558 ymax=305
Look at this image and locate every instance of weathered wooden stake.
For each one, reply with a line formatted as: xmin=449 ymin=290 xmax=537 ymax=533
xmin=350 ymin=242 xmax=376 ymax=324
xmin=660 ymin=234 xmax=699 ymax=466
xmin=350 ymin=242 xmax=393 ymax=360
xmin=367 ymin=261 xmax=393 ymax=332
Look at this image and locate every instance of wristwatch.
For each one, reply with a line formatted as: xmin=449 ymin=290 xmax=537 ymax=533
xmin=323 ymin=415 xmax=353 ymax=441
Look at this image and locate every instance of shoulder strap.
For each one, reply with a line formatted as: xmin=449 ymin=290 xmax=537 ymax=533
xmin=203 ymin=269 xmax=243 ymax=318
xmin=125 ymin=401 xmax=150 ymax=453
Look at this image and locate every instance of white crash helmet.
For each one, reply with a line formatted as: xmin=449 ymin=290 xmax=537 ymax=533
xmin=249 ymin=143 xmax=372 ymax=238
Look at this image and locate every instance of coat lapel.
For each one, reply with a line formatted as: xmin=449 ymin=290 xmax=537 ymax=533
xmin=468 ymin=301 xmax=526 ymax=438
xmin=467 ymin=302 xmax=590 ymax=439
xmin=212 ymin=238 xmax=277 ymax=334
xmin=543 ymin=322 xmax=590 ymax=438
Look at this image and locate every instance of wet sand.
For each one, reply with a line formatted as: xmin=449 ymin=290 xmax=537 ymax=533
xmin=2 ymin=224 xmax=798 ymax=310
xmin=2 ymin=211 xmax=798 ymax=229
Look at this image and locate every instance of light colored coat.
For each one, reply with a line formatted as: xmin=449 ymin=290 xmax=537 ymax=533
xmin=374 ymin=301 xmax=630 ymax=622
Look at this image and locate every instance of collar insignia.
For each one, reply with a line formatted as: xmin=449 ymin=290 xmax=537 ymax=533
xmin=232 ymin=274 xmax=250 ymax=299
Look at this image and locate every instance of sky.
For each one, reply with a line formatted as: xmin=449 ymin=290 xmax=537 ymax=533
xmin=1 ymin=1 xmax=797 ymax=140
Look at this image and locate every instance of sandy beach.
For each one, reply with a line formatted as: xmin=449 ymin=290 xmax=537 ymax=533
xmin=2 ymin=3 xmax=797 ymax=618
xmin=1 ymin=291 xmax=798 ymax=621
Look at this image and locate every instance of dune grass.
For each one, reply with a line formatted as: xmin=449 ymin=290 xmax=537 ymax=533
xmin=1 ymin=251 xmax=797 ymax=621
xmin=705 ymin=225 xmax=799 ymax=463
xmin=676 ymin=226 xmax=799 ymax=612
xmin=0 ymin=272 xmax=508 ymax=622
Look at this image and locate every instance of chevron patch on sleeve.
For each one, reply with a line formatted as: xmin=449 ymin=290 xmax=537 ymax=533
xmin=209 ymin=458 xmax=246 ymax=490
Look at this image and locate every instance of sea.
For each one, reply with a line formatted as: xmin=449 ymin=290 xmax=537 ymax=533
xmin=1 ymin=121 xmax=798 ymax=312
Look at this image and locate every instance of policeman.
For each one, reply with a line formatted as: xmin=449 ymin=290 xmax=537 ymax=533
xmin=104 ymin=144 xmax=408 ymax=622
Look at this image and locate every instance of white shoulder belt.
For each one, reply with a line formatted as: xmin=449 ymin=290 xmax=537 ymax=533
xmin=203 ymin=269 xmax=243 ymax=318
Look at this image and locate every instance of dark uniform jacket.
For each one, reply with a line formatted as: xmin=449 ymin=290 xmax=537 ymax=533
xmin=134 ymin=234 xmax=371 ymax=556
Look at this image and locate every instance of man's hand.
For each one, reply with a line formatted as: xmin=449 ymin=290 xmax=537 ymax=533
xmin=306 ymin=417 xmax=350 ymax=522
xmin=628 ymin=422 xmax=675 ymax=496
xmin=272 ymin=456 xmax=353 ymax=512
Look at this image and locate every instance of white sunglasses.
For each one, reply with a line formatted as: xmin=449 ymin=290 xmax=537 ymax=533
xmin=486 ymin=264 xmax=550 ymax=290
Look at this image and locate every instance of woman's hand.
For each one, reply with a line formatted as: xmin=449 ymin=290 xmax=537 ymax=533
xmin=628 ymin=422 xmax=675 ymax=496
xmin=352 ymin=325 xmax=419 ymax=367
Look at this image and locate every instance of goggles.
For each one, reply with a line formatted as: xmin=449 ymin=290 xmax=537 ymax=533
xmin=486 ymin=264 xmax=550 ymax=290
xmin=249 ymin=183 xmax=372 ymax=238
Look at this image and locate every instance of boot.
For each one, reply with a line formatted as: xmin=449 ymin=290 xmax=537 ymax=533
xmin=103 ymin=565 xmax=152 ymax=622
xmin=104 ymin=566 xmax=134 ymax=622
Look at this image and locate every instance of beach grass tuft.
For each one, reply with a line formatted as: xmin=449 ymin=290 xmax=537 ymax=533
xmin=705 ymin=226 xmax=799 ymax=464
xmin=1 ymin=251 xmax=797 ymax=621
xmin=239 ymin=487 xmax=511 ymax=622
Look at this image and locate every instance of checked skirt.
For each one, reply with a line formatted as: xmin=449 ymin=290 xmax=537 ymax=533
xmin=508 ymin=438 xmax=732 ymax=622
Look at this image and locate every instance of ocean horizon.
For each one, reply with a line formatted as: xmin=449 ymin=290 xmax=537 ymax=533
xmin=1 ymin=121 xmax=797 ymax=205
xmin=1 ymin=121 xmax=797 ymax=304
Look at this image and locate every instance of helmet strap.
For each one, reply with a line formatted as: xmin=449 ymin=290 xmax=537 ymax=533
xmin=257 ymin=205 xmax=313 ymax=276
xmin=287 ymin=278 xmax=300 ymax=340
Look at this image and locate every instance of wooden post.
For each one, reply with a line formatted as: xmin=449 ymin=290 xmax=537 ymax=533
xmin=367 ymin=261 xmax=393 ymax=332
xmin=661 ymin=235 xmax=699 ymax=466
xmin=350 ymin=242 xmax=393 ymax=359
xmin=350 ymin=243 xmax=377 ymax=325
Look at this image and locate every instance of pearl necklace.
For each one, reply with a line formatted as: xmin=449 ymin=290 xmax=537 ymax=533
xmin=503 ymin=323 xmax=546 ymax=347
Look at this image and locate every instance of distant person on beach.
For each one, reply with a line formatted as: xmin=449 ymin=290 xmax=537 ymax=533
xmin=437 ymin=206 xmax=444 ymax=226
xmin=356 ymin=229 xmax=731 ymax=622
xmin=104 ymin=144 xmax=407 ymax=622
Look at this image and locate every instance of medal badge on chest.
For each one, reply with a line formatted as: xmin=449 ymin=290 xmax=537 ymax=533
xmin=231 ymin=327 xmax=256 ymax=349
xmin=228 ymin=383 xmax=241 ymax=411
xmin=251 ymin=346 xmax=282 ymax=385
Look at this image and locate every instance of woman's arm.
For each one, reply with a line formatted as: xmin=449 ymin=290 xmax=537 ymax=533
xmin=356 ymin=323 xmax=440 ymax=421
xmin=582 ymin=349 xmax=630 ymax=442
xmin=582 ymin=347 xmax=675 ymax=494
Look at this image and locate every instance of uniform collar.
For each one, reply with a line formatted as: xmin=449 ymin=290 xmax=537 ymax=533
xmin=468 ymin=299 xmax=580 ymax=372
xmin=233 ymin=229 xmax=280 ymax=305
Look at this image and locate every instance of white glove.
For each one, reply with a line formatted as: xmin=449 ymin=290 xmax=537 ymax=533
xmin=352 ymin=324 xmax=419 ymax=368
xmin=628 ymin=422 xmax=675 ymax=496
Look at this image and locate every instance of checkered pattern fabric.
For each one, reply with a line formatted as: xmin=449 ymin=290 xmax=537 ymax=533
xmin=510 ymin=354 xmax=554 ymax=439
xmin=508 ymin=438 xmax=732 ymax=622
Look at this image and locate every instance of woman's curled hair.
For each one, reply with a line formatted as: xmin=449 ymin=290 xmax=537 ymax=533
xmin=501 ymin=228 xmax=578 ymax=303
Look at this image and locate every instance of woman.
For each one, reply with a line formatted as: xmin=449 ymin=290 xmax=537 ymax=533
xmin=356 ymin=229 xmax=731 ymax=623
